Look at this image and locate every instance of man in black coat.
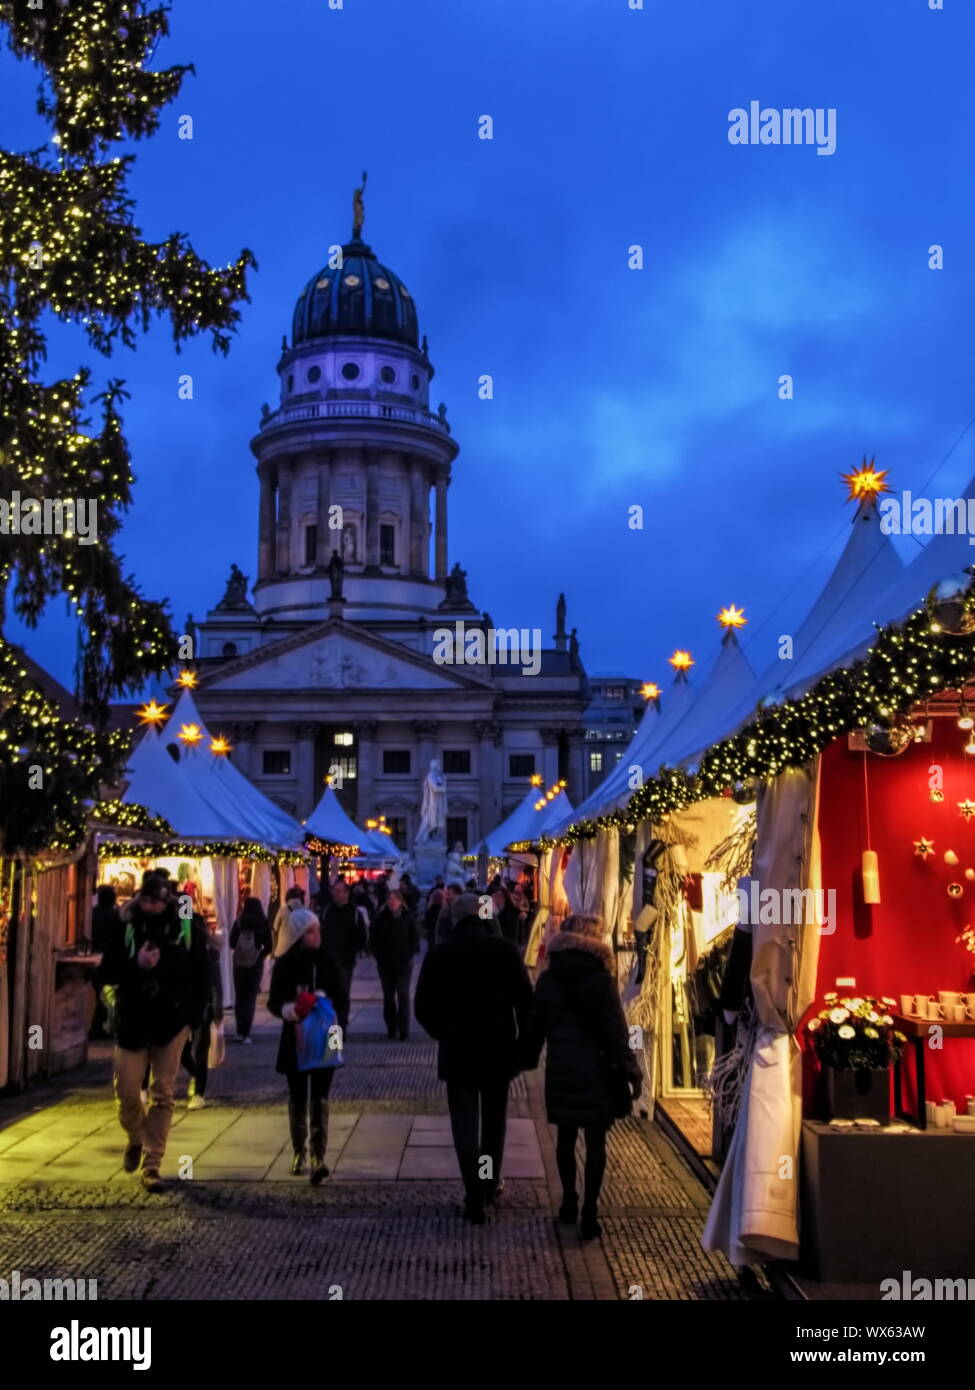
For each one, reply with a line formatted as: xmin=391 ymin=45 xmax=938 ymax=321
xmin=414 ymin=893 xmax=533 ymax=1223
xmin=369 ymin=889 xmax=420 ymax=1040
xmin=94 ymin=877 xmax=208 ymax=1192
xmin=320 ymin=879 xmax=367 ymax=1033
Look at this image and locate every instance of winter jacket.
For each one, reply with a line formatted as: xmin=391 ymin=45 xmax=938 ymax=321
xmin=321 ymin=901 xmax=368 ymax=970
xmin=94 ymin=904 xmax=209 ymax=1050
xmin=230 ymin=913 xmax=273 ymax=968
xmin=369 ymin=906 xmax=420 ymax=971
xmin=414 ymin=917 xmax=533 ymax=1086
xmin=523 ymin=931 xmax=640 ymax=1127
xmin=267 ymin=943 xmax=346 ymax=1074
xmin=90 ymin=902 xmax=121 ymax=955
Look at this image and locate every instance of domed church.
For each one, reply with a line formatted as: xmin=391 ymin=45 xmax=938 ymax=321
xmin=192 ymin=184 xmax=593 ymax=849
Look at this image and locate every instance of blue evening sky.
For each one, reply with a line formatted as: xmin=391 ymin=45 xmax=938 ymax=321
xmin=2 ymin=0 xmax=973 ymax=694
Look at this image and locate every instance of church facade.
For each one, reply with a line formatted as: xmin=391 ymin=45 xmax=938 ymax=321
xmin=192 ymin=196 xmax=595 ymax=849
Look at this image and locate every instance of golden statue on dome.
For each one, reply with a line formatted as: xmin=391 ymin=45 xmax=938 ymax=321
xmin=353 ymin=170 xmax=367 ymax=237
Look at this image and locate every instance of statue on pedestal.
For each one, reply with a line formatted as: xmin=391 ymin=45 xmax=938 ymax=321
xmin=416 ymin=758 xmax=447 ymax=846
xmin=445 ymin=841 xmax=465 ymax=884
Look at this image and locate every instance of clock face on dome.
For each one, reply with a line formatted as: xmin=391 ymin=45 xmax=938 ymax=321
xmin=374 ymin=277 xmax=390 ymax=290
xmin=344 ymin=274 xmax=361 ymax=287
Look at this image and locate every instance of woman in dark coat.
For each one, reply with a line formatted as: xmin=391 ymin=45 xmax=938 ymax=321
xmin=267 ymin=908 xmax=345 ymax=1184
xmin=523 ymin=914 xmax=641 ymax=1239
xmin=229 ymin=896 xmax=273 ymax=1043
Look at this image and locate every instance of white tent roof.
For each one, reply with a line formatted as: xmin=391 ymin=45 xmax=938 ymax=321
xmin=356 ymin=824 xmax=401 ymax=859
xmin=679 ymin=494 xmax=905 ymax=767
xmin=304 ymin=783 xmax=365 ymax=851
xmin=549 ymin=670 xmax=698 ymax=835
xmin=164 ymin=690 xmax=305 ymax=850
xmin=650 ymin=629 xmax=756 ymax=774
xmin=123 ymin=726 xmax=244 ymax=841
xmin=475 ymin=785 xmax=545 ymax=858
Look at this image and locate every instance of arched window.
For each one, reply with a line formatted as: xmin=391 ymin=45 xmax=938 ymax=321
xmin=222 ymin=642 xmax=238 ymax=658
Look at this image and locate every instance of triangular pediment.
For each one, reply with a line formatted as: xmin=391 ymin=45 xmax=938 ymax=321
xmin=201 ymin=618 xmax=494 ymax=693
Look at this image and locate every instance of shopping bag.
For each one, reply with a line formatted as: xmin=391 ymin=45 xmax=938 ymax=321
xmin=208 ymin=1018 xmax=226 ymax=1068
xmin=295 ymin=996 xmax=344 ymax=1071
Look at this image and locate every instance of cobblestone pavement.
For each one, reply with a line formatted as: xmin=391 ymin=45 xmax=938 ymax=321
xmin=0 ymin=957 xmax=772 ymax=1301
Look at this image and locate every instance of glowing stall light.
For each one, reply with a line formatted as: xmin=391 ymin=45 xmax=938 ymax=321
xmin=842 ymin=458 xmax=891 ymax=504
xmin=136 ymin=699 xmax=168 ymax=727
xmin=668 ymin=649 xmax=694 ymax=672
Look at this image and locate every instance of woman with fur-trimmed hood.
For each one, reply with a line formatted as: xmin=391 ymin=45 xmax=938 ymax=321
xmin=522 ymin=914 xmax=641 ymax=1239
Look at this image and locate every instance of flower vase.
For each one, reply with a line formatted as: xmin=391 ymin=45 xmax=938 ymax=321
xmin=824 ymin=1065 xmax=891 ymax=1124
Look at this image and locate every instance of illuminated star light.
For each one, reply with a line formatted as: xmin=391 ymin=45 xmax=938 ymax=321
xmin=176 ymin=669 xmax=199 ymax=689
xmin=717 ymin=605 xmax=747 ymax=629
xmin=669 ymin=650 xmax=694 ymax=671
xmin=177 ymin=723 xmax=203 ymax=746
xmin=209 ymin=735 xmax=232 ymax=757
xmin=641 ymin=682 xmax=661 ymax=700
xmin=136 ymin=699 xmax=168 ymax=726
xmin=842 ymin=458 xmax=891 ymax=504
xmin=913 ymin=838 xmax=935 ymax=858
xmin=960 ymin=801 xmax=975 ymax=822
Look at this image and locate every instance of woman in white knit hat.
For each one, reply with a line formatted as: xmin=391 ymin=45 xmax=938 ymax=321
xmin=267 ymin=908 xmax=345 ymax=1183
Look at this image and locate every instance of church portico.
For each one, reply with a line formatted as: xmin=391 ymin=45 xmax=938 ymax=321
xmin=194 ymin=185 xmax=591 ymax=853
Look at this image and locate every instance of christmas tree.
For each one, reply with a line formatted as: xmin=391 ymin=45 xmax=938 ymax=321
xmin=0 ymin=0 xmax=256 ymax=854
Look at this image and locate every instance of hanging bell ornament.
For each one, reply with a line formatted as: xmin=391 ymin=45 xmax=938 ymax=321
xmin=945 ymin=850 xmax=960 ymax=866
xmin=931 ymin=788 xmax=945 ymax=803
xmin=948 ymin=882 xmax=964 ymax=898
xmin=927 ymin=573 xmax=975 ymax=636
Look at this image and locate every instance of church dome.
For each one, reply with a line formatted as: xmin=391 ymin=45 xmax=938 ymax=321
xmin=291 ymin=238 xmax=419 ymax=349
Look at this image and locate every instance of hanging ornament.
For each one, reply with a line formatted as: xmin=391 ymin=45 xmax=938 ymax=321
xmin=913 ymin=838 xmax=935 ymax=858
xmin=864 ymin=721 xmax=913 ymax=757
xmin=862 ymin=850 xmax=882 ymax=903
xmin=931 ymin=788 xmax=945 ymax=803
xmin=948 ymin=882 xmax=964 ymax=899
xmin=861 ymin=756 xmax=881 ymax=903
xmin=927 ymin=574 xmax=975 ymax=636
xmin=945 ymin=849 xmax=960 ymax=866
xmin=960 ymin=800 xmax=975 ymax=822
xmin=965 ymin=869 xmax=975 ymax=882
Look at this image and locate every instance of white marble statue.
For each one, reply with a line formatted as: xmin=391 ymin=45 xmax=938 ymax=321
xmin=416 ymin=758 xmax=447 ymax=845
xmin=444 ymin=841 xmax=465 ymax=883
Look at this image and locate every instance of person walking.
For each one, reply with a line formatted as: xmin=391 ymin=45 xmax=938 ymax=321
xmin=320 ymin=879 xmax=367 ymax=1034
xmin=414 ymin=892 xmax=533 ymax=1224
xmin=181 ymin=926 xmax=224 ymax=1110
xmin=230 ymin=897 xmax=272 ymax=1043
xmin=94 ymin=876 xmax=208 ymax=1192
xmin=369 ymin=889 xmax=420 ymax=1040
xmin=267 ymin=908 xmax=345 ymax=1183
xmin=522 ymin=914 xmax=641 ymax=1240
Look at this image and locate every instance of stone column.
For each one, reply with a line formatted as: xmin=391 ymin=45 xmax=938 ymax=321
xmin=434 ymin=473 xmax=448 ymax=580
xmin=257 ymin=465 xmax=276 ymax=581
xmin=296 ymin=722 xmax=318 ymax=819
xmin=413 ymin=720 xmax=438 ymax=781
xmin=315 ymin=451 xmax=334 ymax=567
xmin=275 ymin=458 xmax=293 ymax=574
xmin=475 ymin=720 xmax=502 ymax=843
xmin=567 ymin=729 xmax=586 ymax=805
xmin=230 ymin=721 xmax=258 ymax=779
xmin=409 ymin=456 xmax=427 ymax=575
xmin=541 ymin=728 xmax=560 ymax=789
xmin=364 ymin=447 xmax=381 ymax=568
xmin=354 ymin=720 xmax=378 ymax=825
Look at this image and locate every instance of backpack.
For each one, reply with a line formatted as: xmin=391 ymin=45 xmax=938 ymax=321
xmin=233 ymin=924 xmax=261 ymax=969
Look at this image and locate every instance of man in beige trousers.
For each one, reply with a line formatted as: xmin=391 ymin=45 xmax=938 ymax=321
xmin=96 ymin=876 xmax=209 ymax=1192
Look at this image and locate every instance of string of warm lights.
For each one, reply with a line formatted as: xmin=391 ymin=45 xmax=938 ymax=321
xmin=543 ymin=594 xmax=975 ymax=848
xmin=97 ymin=839 xmax=308 ymax=867
xmin=89 ymin=800 xmax=173 ymax=835
xmin=305 ymin=836 xmax=361 ymax=857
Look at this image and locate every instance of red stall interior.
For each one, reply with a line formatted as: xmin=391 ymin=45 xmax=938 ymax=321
xmin=814 ymin=715 xmax=975 ymax=1113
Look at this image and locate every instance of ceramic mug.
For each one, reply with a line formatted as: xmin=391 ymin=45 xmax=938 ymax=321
xmin=922 ymin=997 xmax=944 ymax=1020
xmin=949 ymin=1003 xmax=968 ymax=1023
xmin=900 ymin=994 xmax=915 ymax=1016
xmin=938 ymin=991 xmax=963 ymax=1007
